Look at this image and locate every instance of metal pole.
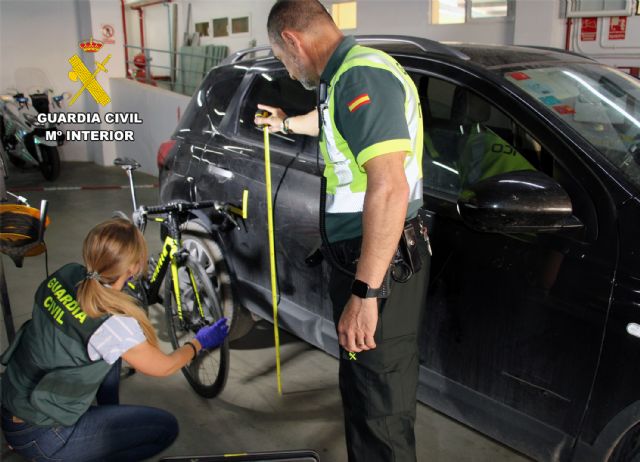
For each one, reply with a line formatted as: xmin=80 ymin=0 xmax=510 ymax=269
xmin=0 ymin=144 xmax=14 ymax=344
xmin=121 ymin=0 xmax=130 ymax=78
xmin=126 ymin=168 xmax=138 ymax=211
xmin=0 ymin=256 xmax=15 ymax=344
xmin=172 ymin=2 xmax=178 ymax=91
xmin=138 ymin=8 xmax=145 ymax=49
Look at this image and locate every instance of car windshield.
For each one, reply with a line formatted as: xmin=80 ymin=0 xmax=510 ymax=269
xmin=504 ymin=63 xmax=640 ymax=192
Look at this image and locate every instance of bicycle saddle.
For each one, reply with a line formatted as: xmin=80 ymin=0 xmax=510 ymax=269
xmin=114 ymin=157 xmax=141 ymax=170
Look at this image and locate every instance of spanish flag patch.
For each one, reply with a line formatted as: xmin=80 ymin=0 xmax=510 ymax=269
xmin=348 ymin=93 xmax=371 ymax=112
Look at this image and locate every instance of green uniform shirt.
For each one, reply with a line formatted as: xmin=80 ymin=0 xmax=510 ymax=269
xmin=1 ymin=264 xmax=112 ymax=426
xmin=320 ymin=36 xmax=423 ymax=242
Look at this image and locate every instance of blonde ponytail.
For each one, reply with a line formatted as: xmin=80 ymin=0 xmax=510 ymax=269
xmin=77 ymin=218 xmax=158 ymax=347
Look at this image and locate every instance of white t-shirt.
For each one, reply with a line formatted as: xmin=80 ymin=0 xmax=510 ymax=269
xmin=87 ymin=316 xmax=146 ymax=364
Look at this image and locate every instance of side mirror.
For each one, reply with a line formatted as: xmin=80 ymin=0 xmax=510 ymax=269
xmin=457 ymin=170 xmax=583 ymax=233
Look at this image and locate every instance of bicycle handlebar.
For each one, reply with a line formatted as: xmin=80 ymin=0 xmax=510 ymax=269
xmin=142 ymin=199 xmax=218 ymax=216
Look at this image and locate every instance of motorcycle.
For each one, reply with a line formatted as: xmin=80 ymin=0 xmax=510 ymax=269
xmin=0 ymin=69 xmax=67 ymax=181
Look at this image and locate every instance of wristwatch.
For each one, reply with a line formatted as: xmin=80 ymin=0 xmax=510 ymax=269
xmin=351 ymin=279 xmax=381 ymax=298
xmin=281 ymin=117 xmax=292 ymax=134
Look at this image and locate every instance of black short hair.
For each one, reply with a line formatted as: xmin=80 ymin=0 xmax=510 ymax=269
xmin=267 ymin=0 xmax=333 ymax=45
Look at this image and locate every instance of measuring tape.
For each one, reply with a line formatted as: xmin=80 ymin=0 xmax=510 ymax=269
xmin=256 ymin=110 xmax=283 ymax=395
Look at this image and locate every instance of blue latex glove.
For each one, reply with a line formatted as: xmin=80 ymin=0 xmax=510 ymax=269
xmin=195 ymin=317 xmax=229 ymax=350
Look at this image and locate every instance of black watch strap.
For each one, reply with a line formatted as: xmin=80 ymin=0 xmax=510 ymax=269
xmin=351 ymin=279 xmax=381 ymax=298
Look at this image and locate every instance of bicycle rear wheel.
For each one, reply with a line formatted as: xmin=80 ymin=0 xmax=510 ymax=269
xmin=164 ymin=256 xmax=229 ymax=398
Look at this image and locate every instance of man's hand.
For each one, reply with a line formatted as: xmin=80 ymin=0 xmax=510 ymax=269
xmin=254 ymin=104 xmax=287 ymax=133
xmin=338 ymin=295 xmax=378 ymax=352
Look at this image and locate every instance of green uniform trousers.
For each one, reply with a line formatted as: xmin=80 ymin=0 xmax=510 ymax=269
xmin=329 ymin=236 xmax=430 ymax=462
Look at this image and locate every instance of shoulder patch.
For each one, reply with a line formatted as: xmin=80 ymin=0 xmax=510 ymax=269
xmin=348 ymin=93 xmax=371 ymax=113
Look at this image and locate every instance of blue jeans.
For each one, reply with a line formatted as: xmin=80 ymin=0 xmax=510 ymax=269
xmin=2 ymin=361 xmax=179 ymax=461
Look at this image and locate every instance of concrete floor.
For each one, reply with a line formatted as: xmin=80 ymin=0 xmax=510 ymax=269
xmin=0 ymin=162 xmax=532 ymax=462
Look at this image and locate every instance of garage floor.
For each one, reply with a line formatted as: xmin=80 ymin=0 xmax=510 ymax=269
xmin=1 ymin=162 xmax=531 ymax=462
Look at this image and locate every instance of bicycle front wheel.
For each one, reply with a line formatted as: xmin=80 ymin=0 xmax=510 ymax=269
xmin=164 ymin=256 xmax=230 ymax=398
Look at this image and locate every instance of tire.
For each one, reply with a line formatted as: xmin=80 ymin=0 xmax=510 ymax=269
xmin=0 ymin=117 xmax=24 ymax=167
xmin=610 ymin=424 xmax=640 ymax=462
xmin=181 ymin=226 xmax=255 ymax=341
xmin=39 ymin=145 xmax=60 ymax=181
xmin=8 ymin=155 xmax=26 ymax=168
xmin=164 ymin=256 xmax=229 ymax=398
xmin=0 ymin=151 xmax=7 ymax=196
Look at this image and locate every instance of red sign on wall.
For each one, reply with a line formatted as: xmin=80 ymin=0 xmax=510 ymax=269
xmin=581 ymin=17 xmax=597 ymax=41
xmin=609 ymin=16 xmax=627 ymax=40
xmin=101 ymin=24 xmax=115 ymax=45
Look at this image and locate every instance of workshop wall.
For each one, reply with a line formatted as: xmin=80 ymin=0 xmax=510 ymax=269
xmin=354 ymin=0 xmax=515 ymax=44
xmin=124 ymin=0 xmax=272 ymax=65
xmin=109 ymin=77 xmax=190 ymax=176
xmin=513 ymin=0 xmax=639 ymax=70
xmin=0 ymin=0 xmax=92 ymax=162
xmin=0 ymin=0 xmax=128 ymax=164
xmin=127 ymin=0 xmax=637 ymax=70
xmin=570 ymin=15 xmax=640 ymax=69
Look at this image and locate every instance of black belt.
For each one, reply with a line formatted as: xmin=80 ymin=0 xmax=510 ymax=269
xmin=1 ymin=407 xmax=25 ymax=424
xmin=406 ymin=214 xmax=432 ymax=255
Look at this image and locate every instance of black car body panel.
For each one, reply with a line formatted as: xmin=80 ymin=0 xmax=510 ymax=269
xmin=159 ymin=37 xmax=640 ymax=462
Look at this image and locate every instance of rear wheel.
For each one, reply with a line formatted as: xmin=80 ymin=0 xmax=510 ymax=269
xmin=164 ymin=256 xmax=229 ymax=398
xmin=39 ymin=145 xmax=60 ymax=181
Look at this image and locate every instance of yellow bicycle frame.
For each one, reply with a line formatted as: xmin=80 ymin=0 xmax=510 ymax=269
xmin=142 ymin=232 xmax=206 ymax=321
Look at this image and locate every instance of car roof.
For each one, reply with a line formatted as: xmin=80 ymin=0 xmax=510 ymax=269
xmin=222 ymin=35 xmax=596 ymax=72
xmin=442 ymin=43 xmax=595 ymax=68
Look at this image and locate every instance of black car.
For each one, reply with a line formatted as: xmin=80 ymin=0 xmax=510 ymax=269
xmin=157 ymin=35 xmax=640 ymax=462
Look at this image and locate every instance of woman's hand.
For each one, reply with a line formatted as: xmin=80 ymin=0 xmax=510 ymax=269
xmin=122 ymin=318 xmax=228 ymax=377
xmin=195 ymin=317 xmax=229 ymax=350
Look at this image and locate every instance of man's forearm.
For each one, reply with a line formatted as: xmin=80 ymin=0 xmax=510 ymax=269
xmin=355 ymin=181 xmax=409 ymax=288
xmin=288 ymin=109 xmax=320 ymax=137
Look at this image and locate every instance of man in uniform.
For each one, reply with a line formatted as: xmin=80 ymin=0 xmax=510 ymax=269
xmin=254 ymin=1 xmax=430 ymax=460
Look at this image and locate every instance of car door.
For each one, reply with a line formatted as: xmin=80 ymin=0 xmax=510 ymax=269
xmin=167 ymin=66 xmax=246 ymax=205
xmin=217 ymin=66 xmax=326 ymax=341
xmin=406 ymin=64 xmax=618 ymax=460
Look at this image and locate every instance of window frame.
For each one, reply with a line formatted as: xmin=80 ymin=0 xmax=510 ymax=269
xmin=331 ymin=1 xmax=358 ymax=30
xmin=412 ymin=69 xmax=539 ymax=200
xmin=402 ymin=60 xmax=601 ymax=240
xmin=467 ymin=0 xmax=515 ymax=22
xmin=430 ymin=0 xmax=515 ymax=25
xmin=565 ymin=0 xmax=635 ymax=18
xmin=232 ymin=67 xmax=316 ymax=157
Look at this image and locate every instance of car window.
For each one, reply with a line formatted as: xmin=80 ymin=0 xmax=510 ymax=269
xmin=238 ymin=70 xmax=316 ymax=153
xmin=414 ymin=74 xmax=547 ymax=197
xmin=175 ymin=67 xmax=244 ymax=143
xmin=504 ymin=64 xmax=640 ymax=192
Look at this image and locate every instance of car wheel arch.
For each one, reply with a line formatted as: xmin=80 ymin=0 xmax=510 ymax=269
xmin=180 ymin=217 xmax=255 ymax=340
xmin=574 ymin=400 xmax=640 ymax=461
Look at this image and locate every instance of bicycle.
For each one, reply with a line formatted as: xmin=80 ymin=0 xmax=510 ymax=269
xmin=113 ymin=157 xmax=236 ymax=398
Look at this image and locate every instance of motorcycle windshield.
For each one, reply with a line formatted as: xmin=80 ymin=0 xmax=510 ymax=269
xmin=14 ymin=68 xmax=53 ymax=95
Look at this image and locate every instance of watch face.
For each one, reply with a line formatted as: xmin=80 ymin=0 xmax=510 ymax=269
xmin=351 ymin=279 xmax=371 ymax=298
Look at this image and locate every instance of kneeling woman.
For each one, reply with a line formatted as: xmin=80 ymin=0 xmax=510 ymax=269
xmin=1 ymin=218 xmax=228 ymax=461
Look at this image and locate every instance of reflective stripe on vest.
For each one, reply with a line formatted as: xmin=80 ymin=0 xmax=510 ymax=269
xmin=321 ymin=46 xmax=423 ymax=215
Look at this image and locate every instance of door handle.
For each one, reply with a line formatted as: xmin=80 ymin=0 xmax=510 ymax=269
xmin=206 ymin=164 xmax=234 ymax=182
xmin=627 ymin=323 xmax=640 ymax=339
